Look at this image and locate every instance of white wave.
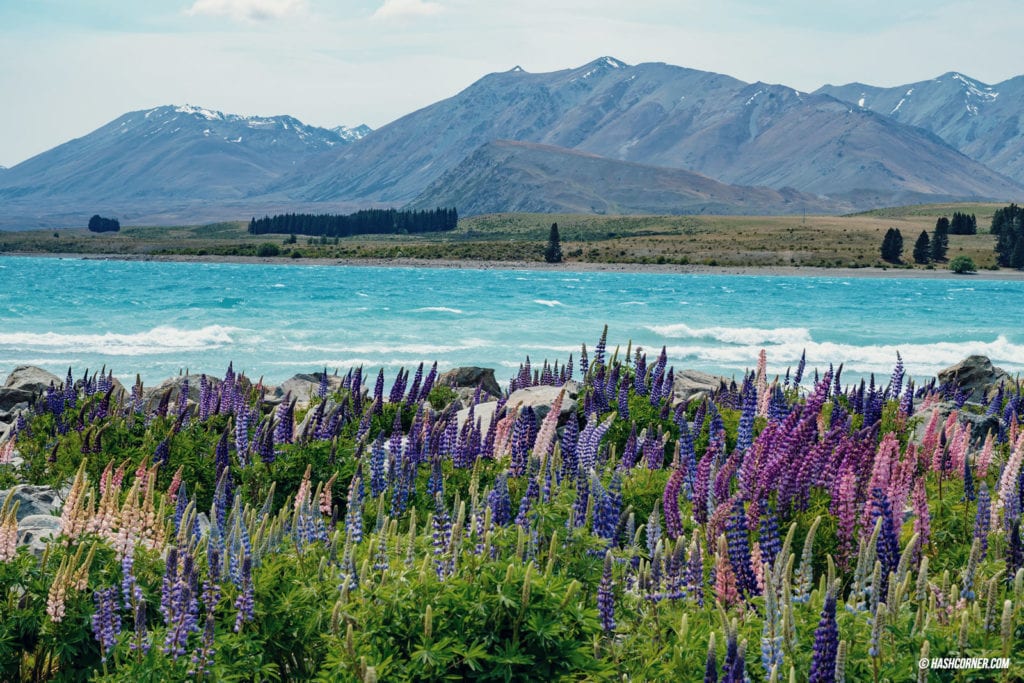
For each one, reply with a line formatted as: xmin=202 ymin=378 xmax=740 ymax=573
xmin=266 ymin=358 xmax=453 ymax=369
xmin=411 ymin=306 xmax=464 ymax=314
xmin=0 ymin=325 xmax=242 ymax=356
xmin=285 ymin=338 xmax=489 ymax=355
xmin=647 ymin=323 xmax=812 ymax=345
xmin=620 ymin=301 xmax=648 ymax=306
xmin=356 ymin=292 xmax=370 ymax=297
xmin=533 ymin=299 xmax=565 ymax=307
xmin=271 ymin=283 xmax=286 ymax=288
xmin=662 ymin=335 xmax=1024 ymax=377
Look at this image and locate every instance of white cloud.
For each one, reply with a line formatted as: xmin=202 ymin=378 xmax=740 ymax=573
xmin=372 ymin=0 xmax=443 ymax=20
xmin=186 ymin=0 xmax=307 ymax=21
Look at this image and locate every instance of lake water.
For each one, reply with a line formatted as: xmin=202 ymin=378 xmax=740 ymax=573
xmin=0 ymin=256 xmax=1021 ymax=387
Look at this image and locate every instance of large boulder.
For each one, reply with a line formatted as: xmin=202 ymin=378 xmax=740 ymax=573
xmin=912 ymin=400 xmax=1001 ymax=444
xmin=273 ymin=372 xmax=344 ymax=406
xmin=4 ymin=366 xmax=61 ymax=395
xmin=672 ymin=369 xmax=730 ymax=405
xmin=456 ymin=381 xmax=581 ymax=432
xmin=937 ymin=356 xmax=1015 ymax=403
xmin=17 ymin=515 xmax=62 ymax=556
xmin=0 ymin=485 xmax=62 ymax=522
xmin=439 ymin=367 xmax=502 ymax=401
xmin=0 ymin=387 xmax=35 ymax=413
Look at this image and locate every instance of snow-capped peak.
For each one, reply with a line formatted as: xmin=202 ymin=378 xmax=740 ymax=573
xmin=509 ymin=65 xmax=525 ymax=73
xmin=331 ymin=124 xmax=372 ymax=142
xmin=175 ymin=104 xmax=224 ymax=121
xmin=600 ymin=56 xmax=626 ymax=69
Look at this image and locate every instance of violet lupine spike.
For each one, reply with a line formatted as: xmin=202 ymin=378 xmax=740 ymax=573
xmin=888 ymin=352 xmax=905 ymax=401
xmin=870 ymin=487 xmax=899 ymax=596
xmin=686 ymin=534 xmax=704 ymax=606
xmin=570 ymin=470 xmax=590 ymax=529
xmin=808 ymin=587 xmax=840 ymax=683
xmin=594 ymin=472 xmax=622 ymax=544
xmin=233 ymin=554 xmax=254 ymax=632
xmin=644 ymin=427 xmax=665 ymax=470
xmin=726 ymin=499 xmax=760 ymax=598
xmin=646 ymin=502 xmax=662 ymax=556
xmin=704 ymin=634 xmax=718 ymax=683
xmin=594 ymin=325 xmax=608 ymax=368
xmin=758 ymin=505 xmax=781 ymax=569
xmin=736 ymin=382 xmax=757 ymax=454
xmin=975 ymin=482 xmax=991 ymax=559
xmin=620 ymin=423 xmax=639 ymax=470
xmin=92 ymin=586 xmax=122 ymax=663
xmin=514 ymin=474 xmax=540 ymax=528
xmin=598 ymin=551 xmax=616 ymax=633
xmin=617 ymin=381 xmax=630 ymax=422
xmin=489 ymin=474 xmax=512 ymax=526
xmin=419 ymin=362 xmax=437 ymax=402
xmin=663 ymin=465 xmax=685 ymax=541
xmin=633 ymin=352 xmax=648 ymax=397
xmin=369 ymin=434 xmax=387 ymax=498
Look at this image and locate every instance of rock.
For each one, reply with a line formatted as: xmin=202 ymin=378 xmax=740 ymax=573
xmin=3 ymin=366 xmax=61 ymax=395
xmin=912 ymin=400 xmax=1001 ymax=443
xmin=17 ymin=515 xmax=61 ymax=556
xmin=273 ymin=372 xmax=344 ymax=406
xmin=672 ymin=369 xmax=729 ymax=405
xmin=937 ymin=356 xmax=1015 ymax=403
xmin=0 ymin=485 xmax=63 ymax=522
xmin=145 ymin=373 xmax=227 ymax=413
xmin=296 ymin=398 xmax=339 ymax=439
xmin=439 ymin=367 xmax=502 ymax=401
xmin=0 ymin=387 xmax=36 ymax=413
xmin=456 ymin=382 xmax=581 ymax=432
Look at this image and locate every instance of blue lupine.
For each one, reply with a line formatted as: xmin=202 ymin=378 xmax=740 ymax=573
xmin=736 ymin=383 xmax=757 ymax=454
xmin=870 ymin=487 xmax=899 ymax=596
xmin=489 ymin=474 xmax=512 ymax=526
xmin=726 ymin=499 xmax=759 ymax=598
xmin=618 ymin=381 xmax=630 ymax=421
xmin=758 ymin=505 xmax=781 ymax=570
xmin=233 ymin=554 xmax=254 ymax=632
xmin=793 ymin=350 xmax=806 ymax=386
xmin=92 ymin=587 xmax=122 ymax=663
xmin=154 ymin=438 xmax=170 ymax=468
xmin=620 ymin=422 xmax=639 ymax=470
xmin=559 ymin=412 xmax=579 ymax=480
xmin=515 ymin=475 xmax=540 ymax=527
xmin=634 ymin=351 xmax=648 ymax=396
xmin=687 ymin=536 xmax=704 ymax=606
xmin=808 ymin=588 xmax=839 ymax=683
xmin=369 ymin=434 xmax=387 ymax=498
xmin=598 ymin=551 xmax=616 ymax=632
xmin=888 ymin=352 xmax=904 ymax=400
xmin=975 ymin=482 xmax=991 ymax=559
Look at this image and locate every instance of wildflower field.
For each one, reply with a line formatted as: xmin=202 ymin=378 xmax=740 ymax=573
xmin=1 ymin=330 xmax=1022 ymax=681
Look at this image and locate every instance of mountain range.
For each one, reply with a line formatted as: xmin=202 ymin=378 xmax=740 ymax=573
xmin=2 ymin=58 xmax=1023 ymax=228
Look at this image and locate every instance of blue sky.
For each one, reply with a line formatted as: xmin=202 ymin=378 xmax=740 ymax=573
xmin=2 ymin=0 xmax=1022 ymax=167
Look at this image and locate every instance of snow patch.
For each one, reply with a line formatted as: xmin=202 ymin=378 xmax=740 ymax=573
xmin=175 ymin=104 xmax=223 ymax=121
xmin=857 ymin=96 xmax=865 ymax=108
xmin=745 ymin=89 xmax=764 ymax=106
xmin=890 ymin=98 xmax=905 ymax=114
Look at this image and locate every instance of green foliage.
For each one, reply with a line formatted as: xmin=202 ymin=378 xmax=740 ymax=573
xmin=880 ymin=227 xmax=903 ymax=263
xmin=256 ymin=243 xmax=281 ymax=257
xmin=543 ymin=223 xmax=563 ymax=264
xmin=912 ymin=230 xmax=931 ymax=264
xmin=949 ymin=255 xmax=977 ymax=274
xmin=426 ymin=385 xmax=459 ymax=411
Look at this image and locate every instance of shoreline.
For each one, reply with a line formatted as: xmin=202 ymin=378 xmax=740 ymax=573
xmin=6 ymin=250 xmax=1024 ymax=280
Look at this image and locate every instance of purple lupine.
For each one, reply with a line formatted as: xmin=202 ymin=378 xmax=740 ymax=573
xmin=975 ymin=482 xmax=991 ymax=559
xmin=598 ymin=550 xmax=615 ymax=633
xmin=418 ymin=361 xmax=437 ymax=401
xmin=620 ymin=423 xmax=639 ymax=470
xmin=154 ymin=438 xmax=170 ymax=468
xmin=233 ymin=554 xmax=254 ymax=632
xmin=559 ymin=412 xmax=579 ymax=480
xmin=162 ymin=549 xmax=200 ymax=659
xmin=663 ymin=465 xmax=685 ymax=541
xmin=644 ymin=427 xmax=665 ymax=470
xmin=388 ymin=368 xmax=406 ymax=404
xmin=234 ymin=406 xmax=249 ymax=461
xmin=726 ymin=499 xmax=759 ymax=598
xmin=514 ymin=475 xmax=540 ymax=528
xmin=888 ymin=352 xmax=904 ymax=400
xmin=687 ymin=535 xmax=704 ymax=606
xmin=1008 ymin=520 xmax=1023 ymax=579
xmin=176 ymin=378 xmax=190 ymax=423
xmin=432 ymin=494 xmax=453 ymax=579
xmin=758 ymin=504 xmax=781 ymax=569
xmin=509 ymin=410 xmax=532 ymax=477
xmin=646 ymin=502 xmax=662 ymax=556
xmin=344 ymin=470 xmax=364 ymax=545
xmin=736 ymin=383 xmax=757 ymax=454
xmin=631 ymin=348 xmax=647 ymax=396
xmin=489 ymin=474 xmax=512 ymax=526
xmin=617 ymin=381 xmax=630 ymax=421
xmin=793 ymin=350 xmax=806 ymax=386
xmin=704 ymin=635 xmax=718 ymax=683
xmin=594 ymin=325 xmax=608 ymax=368
xmin=870 ymin=487 xmax=899 ymax=596
xmin=570 ymin=471 xmax=590 ymax=529
xmin=808 ymin=588 xmax=839 ymax=683
xmin=593 ymin=472 xmax=622 ymax=544
xmin=92 ymin=587 xmax=122 ymax=662
xmin=369 ymin=434 xmax=387 ymax=498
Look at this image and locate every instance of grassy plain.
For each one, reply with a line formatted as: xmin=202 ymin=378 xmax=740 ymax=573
xmin=0 ymin=202 xmax=1008 ymax=269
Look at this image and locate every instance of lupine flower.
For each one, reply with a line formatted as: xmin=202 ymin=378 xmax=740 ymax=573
xmin=0 ymin=494 xmax=19 ymax=563
xmin=726 ymin=499 xmax=759 ymax=598
xmin=663 ymin=464 xmax=685 ymax=541
xmin=704 ymin=632 xmax=718 ymax=683
xmin=598 ymin=550 xmax=615 ymax=632
xmin=489 ymin=474 xmax=512 ymax=526
xmin=975 ymin=482 xmax=991 ymax=559
xmin=687 ymin=533 xmax=704 ymax=606
xmin=92 ymin=586 xmax=122 ymax=662
xmin=646 ymin=501 xmax=661 ymax=557
xmin=233 ymin=554 xmax=254 ymax=632
xmin=808 ymin=587 xmax=839 ymax=683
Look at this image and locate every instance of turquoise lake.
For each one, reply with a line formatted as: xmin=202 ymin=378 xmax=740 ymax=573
xmin=0 ymin=256 xmax=1021 ymax=387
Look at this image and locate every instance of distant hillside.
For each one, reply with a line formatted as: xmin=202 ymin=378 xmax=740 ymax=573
xmin=282 ymin=58 xmax=1022 ymax=208
xmin=407 ymin=140 xmax=848 ymax=216
xmin=0 ymin=105 xmax=367 ymax=227
xmin=818 ymin=72 xmax=1024 ymax=184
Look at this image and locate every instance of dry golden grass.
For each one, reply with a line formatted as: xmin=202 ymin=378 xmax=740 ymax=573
xmin=0 ymin=203 xmax=1009 ymax=269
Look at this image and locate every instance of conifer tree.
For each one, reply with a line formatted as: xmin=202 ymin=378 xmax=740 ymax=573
xmin=880 ymin=228 xmax=903 ymax=263
xmin=544 ymin=223 xmax=563 ymax=263
xmin=912 ymin=230 xmax=931 ymax=264
xmin=931 ymin=218 xmax=949 ymax=262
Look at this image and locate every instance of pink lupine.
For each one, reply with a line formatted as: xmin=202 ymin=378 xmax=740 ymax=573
xmin=994 ymin=433 xmax=1023 ymax=520
xmin=755 ymin=349 xmax=769 ymax=418
xmin=0 ymin=440 xmax=13 ymax=465
xmin=921 ymin=410 xmax=941 ymax=469
xmin=531 ymin=387 xmax=565 ymax=460
xmin=912 ymin=478 xmax=930 ymax=561
xmin=714 ymin=534 xmax=740 ymax=607
xmin=0 ymin=494 xmax=18 ymax=563
xmin=320 ymin=473 xmax=337 ymax=516
xmin=977 ymin=432 xmax=995 ymax=478
xmin=835 ymin=466 xmax=858 ymax=569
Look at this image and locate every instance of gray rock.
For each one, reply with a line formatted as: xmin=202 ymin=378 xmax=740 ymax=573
xmin=506 ymin=383 xmax=579 ymax=422
xmin=937 ymin=355 xmax=1015 ymax=402
xmin=0 ymin=485 xmax=63 ymax=522
xmin=17 ymin=515 xmax=62 ymax=556
xmin=439 ymin=367 xmax=502 ymax=401
xmin=0 ymin=387 xmax=35 ymax=413
xmin=672 ymin=369 xmax=729 ymax=405
xmin=912 ymin=400 xmax=1001 ymax=444
xmin=456 ymin=400 xmax=500 ymax=431
xmin=297 ymin=398 xmax=338 ymax=439
xmin=3 ymin=366 xmax=61 ymax=395
xmin=274 ymin=372 xmax=344 ymax=406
